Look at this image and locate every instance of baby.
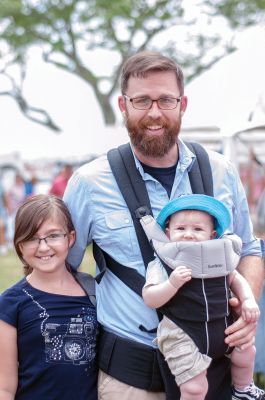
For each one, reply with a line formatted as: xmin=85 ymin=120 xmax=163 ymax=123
xmin=142 ymin=194 xmax=264 ymax=400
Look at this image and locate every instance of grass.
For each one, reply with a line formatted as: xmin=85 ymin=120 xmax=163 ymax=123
xmin=0 ymin=251 xmax=23 ymax=293
xmin=255 ymin=373 xmax=265 ymax=390
xmin=0 ymin=246 xmax=95 ymax=294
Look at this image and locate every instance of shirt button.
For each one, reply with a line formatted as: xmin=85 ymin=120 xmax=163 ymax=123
xmin=124 ymin=218 xmax=130 ymax=223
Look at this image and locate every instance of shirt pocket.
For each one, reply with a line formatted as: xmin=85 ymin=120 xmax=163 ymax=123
xmin=104 ymin=210 xmax=139 ymax=261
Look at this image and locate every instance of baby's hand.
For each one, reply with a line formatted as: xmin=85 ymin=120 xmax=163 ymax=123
xmin=169 ymin=266 xmax=192 ymax=290
xmin=241 ymin=298 xmax=260 ymax=322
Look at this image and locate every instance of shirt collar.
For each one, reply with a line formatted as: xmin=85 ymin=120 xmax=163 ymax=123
xmin=132 ymin=138 xmax=196 ymax=178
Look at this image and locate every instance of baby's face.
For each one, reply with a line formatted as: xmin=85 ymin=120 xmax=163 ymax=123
xmin=166 ymin=209 xmax=216 ymax=242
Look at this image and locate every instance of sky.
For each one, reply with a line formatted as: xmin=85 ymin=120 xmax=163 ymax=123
xmin=0 ymin=24 xmax=265 ymax=161
xmin=183 ymin=26 xmax=265 ymax=134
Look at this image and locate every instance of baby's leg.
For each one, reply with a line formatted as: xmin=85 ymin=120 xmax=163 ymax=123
xmin=180 ymin=370 xmax=208 ymax=400
xmin=156 ymin=317 xmax=211 ymax=398
xmin=231 ymin=345 xmax=256 ymax=390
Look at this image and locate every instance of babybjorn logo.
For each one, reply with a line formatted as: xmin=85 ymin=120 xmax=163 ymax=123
xmin=207 ymin=264 xmax=223 ymax=269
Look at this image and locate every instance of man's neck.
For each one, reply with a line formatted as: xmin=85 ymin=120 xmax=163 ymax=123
xmin=132 ymin=143 xmax=179 ymax=168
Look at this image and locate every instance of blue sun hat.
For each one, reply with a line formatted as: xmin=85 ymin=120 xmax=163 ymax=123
xmin=157 ymin=194 xmax=231 ymax=238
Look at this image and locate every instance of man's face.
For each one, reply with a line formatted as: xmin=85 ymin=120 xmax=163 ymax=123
xmin=118 ymin=71 xmax=187 ymax=158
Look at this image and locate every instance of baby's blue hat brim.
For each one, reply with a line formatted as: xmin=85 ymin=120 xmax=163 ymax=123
xmin=157 ymin=194 xmax=231 ymax=238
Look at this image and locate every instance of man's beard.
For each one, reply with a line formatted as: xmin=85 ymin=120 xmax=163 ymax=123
xmin=124 ymin=114 xmax=181 ymax=158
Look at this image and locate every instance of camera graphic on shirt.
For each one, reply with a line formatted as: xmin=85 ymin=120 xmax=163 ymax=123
xmin=44 ymin=317 xmax=96 ymax=365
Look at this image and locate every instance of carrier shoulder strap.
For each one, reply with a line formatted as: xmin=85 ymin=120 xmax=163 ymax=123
xmin=185 ymin=142 xmax=213 ymax=196
xmin=107 ymin=143 xmax=156 ymax=265
xmin=93 ymin=141 xmax=213 ymax=295
xmin=93 ymin=143 xmax=153 ymax=295
xmin=73 ymin=271 xmax=96 ymax=306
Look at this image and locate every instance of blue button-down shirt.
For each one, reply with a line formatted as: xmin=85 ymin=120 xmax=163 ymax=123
xmin=64 ymin=139 xmax=262 ymax=347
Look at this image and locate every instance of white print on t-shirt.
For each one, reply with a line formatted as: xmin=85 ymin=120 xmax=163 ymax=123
xmin=23 ymin=288 xmax=97 ymax=366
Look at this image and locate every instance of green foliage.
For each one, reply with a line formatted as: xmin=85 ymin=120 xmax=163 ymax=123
xmin=255 ymin=373 xmax=265 ymax=389
xmin=205 ymin=0 xmax=265 ymax=27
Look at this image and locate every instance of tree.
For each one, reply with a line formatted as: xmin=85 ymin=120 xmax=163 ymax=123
xmin=0 ymin=0 xmax=264 ymax=130
xmin=204 ymin=0 xmax=265 ymax=27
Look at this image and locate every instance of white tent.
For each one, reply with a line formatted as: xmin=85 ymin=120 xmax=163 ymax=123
xmin=181 ymin=26 xmax=265 ymax=165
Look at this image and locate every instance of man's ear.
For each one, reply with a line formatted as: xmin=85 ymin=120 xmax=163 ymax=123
xmin=180 ymin=95 xmax=188 ymax=116
xmin=118 ymin=95 xmax=126 ymax=113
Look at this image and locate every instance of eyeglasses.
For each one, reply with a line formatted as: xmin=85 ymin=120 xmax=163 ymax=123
xmin=22 ymin=233 xmax=67 ymax=249
xmin=123 ymin=94 xmax=182 ymax=110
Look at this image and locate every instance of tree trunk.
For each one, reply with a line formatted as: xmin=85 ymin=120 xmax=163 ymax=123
xmin=95 ymin=91 xmax=116 ymax=125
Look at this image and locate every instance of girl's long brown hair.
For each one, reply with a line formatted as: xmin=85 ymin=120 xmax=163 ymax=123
xmin=14 ymin=194 xmax=75 ymax=275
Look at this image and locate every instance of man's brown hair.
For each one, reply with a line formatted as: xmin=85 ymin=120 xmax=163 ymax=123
xmin=121 ymin=51 xmax=184 ymax=95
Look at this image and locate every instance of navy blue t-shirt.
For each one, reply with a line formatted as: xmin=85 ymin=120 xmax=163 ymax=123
xmin=0 ymin=278 xmax=98 ymax=400
xmin=141 ymin=162 xmax=177 ymax=197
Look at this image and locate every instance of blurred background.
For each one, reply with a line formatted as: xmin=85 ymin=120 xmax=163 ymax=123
xmin=0 ymin=0 xmax=265 ymax=386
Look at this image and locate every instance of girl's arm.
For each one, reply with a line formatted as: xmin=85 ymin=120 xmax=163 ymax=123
xmin=142 ymin=265 xmax=192 ymax=309
xmin=0 ymin=320 xmax=18 ymax=400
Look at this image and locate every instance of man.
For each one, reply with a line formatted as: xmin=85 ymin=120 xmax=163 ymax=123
xmin=0 ymin=179 xmax=8 ymax=256
xmin=64 ymin=51 xmax=263 ymax=400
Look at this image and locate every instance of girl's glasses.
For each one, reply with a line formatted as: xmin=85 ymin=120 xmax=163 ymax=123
xmin=22 ymin=233 xmax=67 ymax=249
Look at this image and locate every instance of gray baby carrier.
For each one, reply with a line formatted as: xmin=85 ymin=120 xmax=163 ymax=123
xmin=140 ymin=214 xmax=242 ymax=279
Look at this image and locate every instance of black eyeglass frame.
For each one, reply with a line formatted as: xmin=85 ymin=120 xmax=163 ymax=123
xmin=123 ymin=94 xmax=182 ymax=110
xmin=23 ymin=233 xmax=67 ymax=248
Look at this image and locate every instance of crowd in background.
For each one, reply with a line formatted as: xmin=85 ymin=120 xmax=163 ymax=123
xmin=0 ymin=164 xmax=73 ymax=255
xmin=2 ymin=149 xmax=265 ymax=254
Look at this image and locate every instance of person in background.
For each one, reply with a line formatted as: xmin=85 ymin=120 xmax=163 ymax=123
xmin=5 ymin=173 xmax=26 ymax=246
xmin=49 ymin=164 xmax=73 ymax=198
xmin=254 ymin=235 xmax=265 ymax=386
xmin=64 ymin=51 xmax=263 ymax=400
xmin=24 ymin=175 xmax=38 ymax=197
xmin=0 ymin=194 xmax=98 ymax=400
xmin=0 ymin=179 xmax=8 ymax=256
xmin=142 ymin=194 xmax=264 ymax=400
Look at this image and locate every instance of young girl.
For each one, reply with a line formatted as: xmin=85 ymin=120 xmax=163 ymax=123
xmin=0 ymin=194 xmax=98 ymax=400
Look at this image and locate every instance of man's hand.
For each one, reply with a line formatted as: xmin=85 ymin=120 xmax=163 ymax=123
xmin=225 ymin=297 xmax=257 ymax=350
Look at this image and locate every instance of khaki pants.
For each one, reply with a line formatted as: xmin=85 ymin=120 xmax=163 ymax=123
xmin=98 ymin=370 xmax=166 ymax=400
xmin=156 ymin=316 xmax=211 ymax=385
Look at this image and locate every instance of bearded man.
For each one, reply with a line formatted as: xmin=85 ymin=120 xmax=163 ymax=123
xmin=64 ymin=51 xmax=263 ymax=400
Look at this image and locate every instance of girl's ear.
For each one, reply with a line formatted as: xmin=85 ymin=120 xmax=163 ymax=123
xmin=18 ymin=243 xmax=24 ymax=257
xmin=68 ymin=231 xmax=76 ymax=248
